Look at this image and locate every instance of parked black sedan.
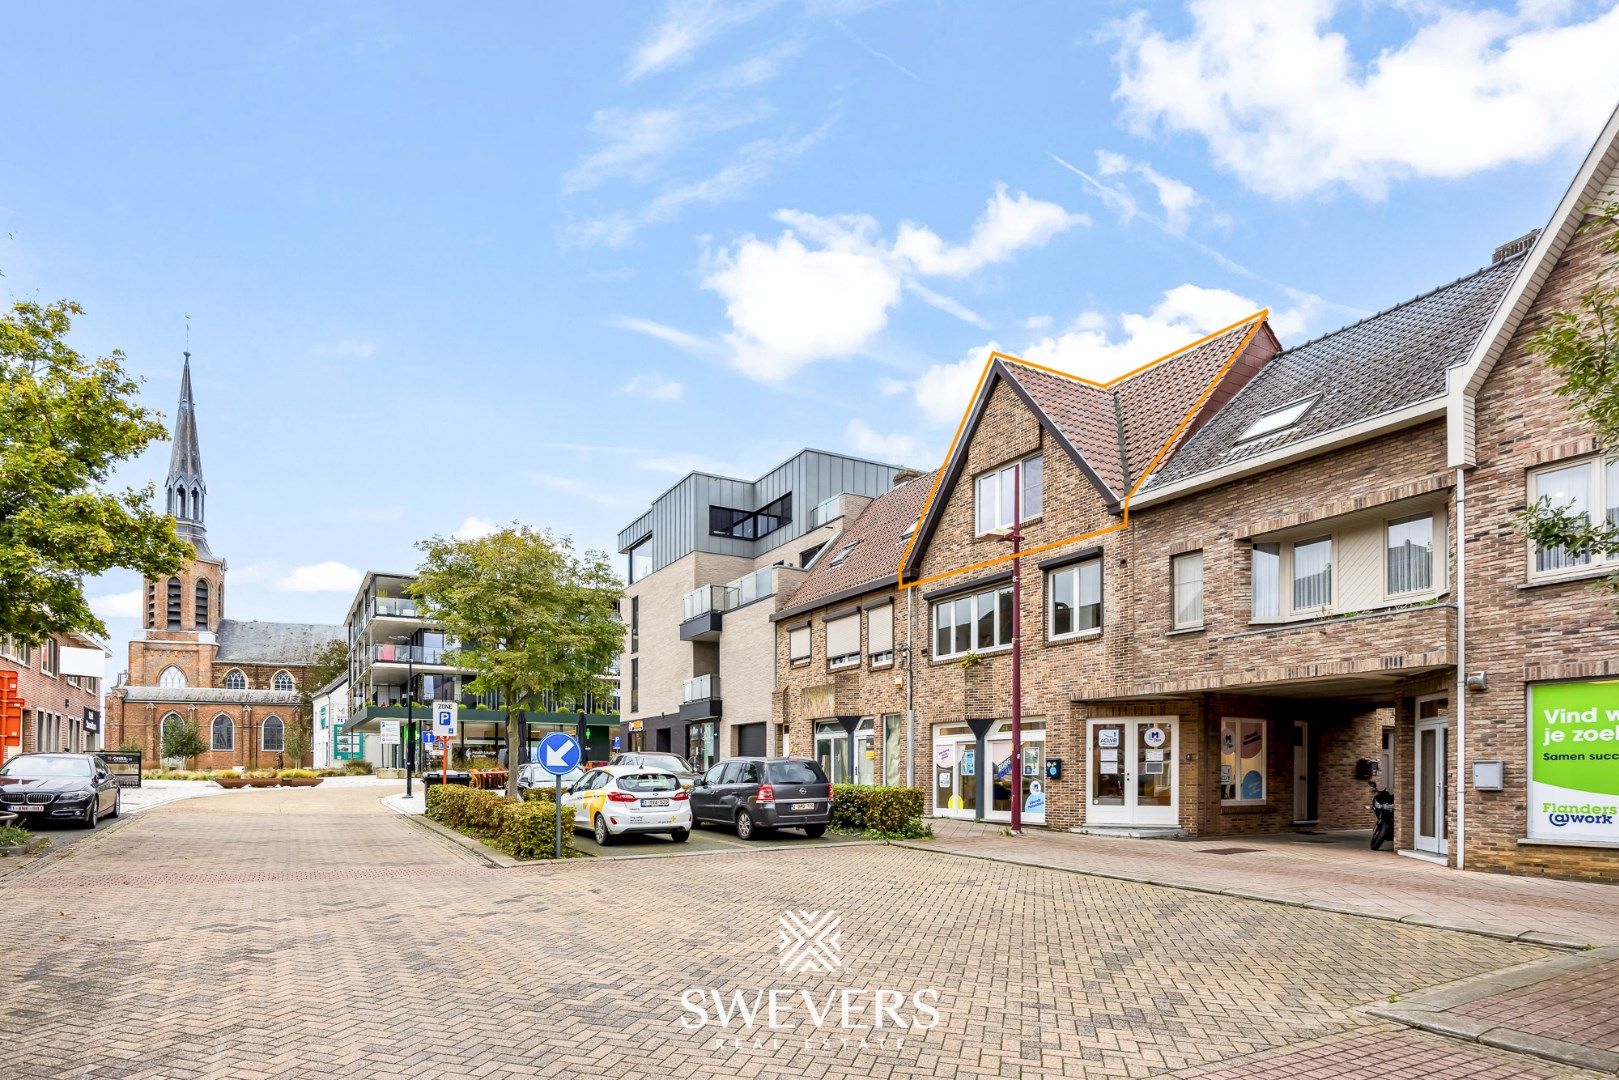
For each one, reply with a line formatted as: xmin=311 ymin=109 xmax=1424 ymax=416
xmin=0 ymin=753 xmax=122 ymax=828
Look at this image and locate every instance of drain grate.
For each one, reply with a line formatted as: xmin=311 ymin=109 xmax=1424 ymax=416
xmin=1197 ymin=846 xmax=1262 ymax=855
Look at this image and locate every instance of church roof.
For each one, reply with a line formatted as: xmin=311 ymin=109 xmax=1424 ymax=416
xmin=215 ymin=620 xmax=343 ymax=665
xmin=166 ymin=353 xmax=205 ymax=489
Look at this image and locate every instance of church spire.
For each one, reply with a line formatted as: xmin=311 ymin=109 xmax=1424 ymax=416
xmin=165 ymin=350 xmax=210 ymax=556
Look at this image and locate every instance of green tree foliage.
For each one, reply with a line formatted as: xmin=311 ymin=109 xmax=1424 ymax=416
xmin=409 ymin=526 xmax=621 ymax=800
xmin=0 ymin=299 xmax=191 ymax=642
xmin=160 ymin=718 xmax=207 ymax=766
xmin=1519 ymin=201 xmax=1619 ymax=594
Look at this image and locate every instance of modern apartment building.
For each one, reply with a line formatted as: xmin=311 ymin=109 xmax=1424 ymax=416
xmin=339 ymin=570 xmax=621 ymax=766
xmin=773 ymin=106 xmax=1619 ymax=882
xmin=617 ymin=449 xmax=905 ymax=771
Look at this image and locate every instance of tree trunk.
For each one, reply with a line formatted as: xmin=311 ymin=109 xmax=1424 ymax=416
xmin=506 ymin=704 xmax=521 ymax=801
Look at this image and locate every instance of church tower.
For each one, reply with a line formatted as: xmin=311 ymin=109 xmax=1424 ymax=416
xmin=143 ymin=352 xmax=226 ymax=638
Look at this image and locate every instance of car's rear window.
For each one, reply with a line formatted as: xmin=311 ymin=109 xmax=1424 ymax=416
xmin=770 ymin=760 xmax=826 ymax=785
xmin=620 ymin=773 xmax=680 ymax=792
xmin=636 ymin=754 xmax=688 ymax=773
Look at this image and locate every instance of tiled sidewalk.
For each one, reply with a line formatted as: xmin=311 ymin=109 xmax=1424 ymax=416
xmin=909 ymin=819 xmax=1619 ymax=948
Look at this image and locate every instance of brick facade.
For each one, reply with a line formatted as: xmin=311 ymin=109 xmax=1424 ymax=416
xmin=1 ymin=634 xmax=105 ymax=758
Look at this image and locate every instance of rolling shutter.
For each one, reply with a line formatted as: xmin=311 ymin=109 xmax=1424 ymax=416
xmin=789 ymin=626 xmax=811 ymax=661
xmin=826 ymin=614 xmax=860 ymax=659
xmin=868 ymin=604 xmax=893 ymax=655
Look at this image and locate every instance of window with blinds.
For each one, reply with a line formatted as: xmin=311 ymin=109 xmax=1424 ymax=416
xmin=788 ymin=626 xmax=811 ymax=663
xmin=1386 ymin=514 xmax=1433 ymax=595
xmin=868 ymin=604 xmax=894 ymax=666
xmin=826 ymin=614 xmax=861 ymax=669
xmin=1172 ymin=551 xmax=1203 ymax=629
xmin=1292 ymin=536 xmax=1333 ymax=611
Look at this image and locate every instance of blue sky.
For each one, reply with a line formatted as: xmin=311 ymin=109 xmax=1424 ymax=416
xmin=4 ymin=1 xmax=1619 ymax=670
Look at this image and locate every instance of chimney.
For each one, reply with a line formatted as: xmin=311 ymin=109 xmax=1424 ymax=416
xmin=1493 ymin=230 xmax=1540 ymax=265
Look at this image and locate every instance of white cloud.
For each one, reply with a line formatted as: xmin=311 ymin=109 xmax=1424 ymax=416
xmin=279 ymin=561 xmax=362 ymax=593
xmin=563 ymin=107 xmax=689 ymax=194
xmin=892 ymin=184 xmax=1088 ymax=277
xmin=876 ymin=376 xmax=908 ymax=396
xmin=453 ymin=516 xmax=499 ymax=541
xmin=1114 ymin=0 xmax=1619 ymax=198
xmin=844 ymin=419 xmax=931 ymax=465
xmin=608 ymin=316 xmax=713 ymax=356
xmin=618 ymin=373 xmax=685 ymax=400
xmin=704 ymin=187 xmax=1084 ymax=382
xmin=912 ymin=343 xmax=999 ymax=427
xmin=90 ymin=588 xmax=141 ymax=620
xmin=626 ymin=0 xmax=776 ymax=81
xmin=231 ymin=560 xmax=279 ymax=584
xmin=1023 ymin=314 xmax=1053 ymax=331
xmin=1096 ymin=151 xmax=1204 ymax=234
xmin=312 ymin=340 xmax=377 ymax=359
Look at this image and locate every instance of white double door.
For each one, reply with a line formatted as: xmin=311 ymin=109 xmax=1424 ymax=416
xmin=1086 ymin=718 xmax=1179 ymax=827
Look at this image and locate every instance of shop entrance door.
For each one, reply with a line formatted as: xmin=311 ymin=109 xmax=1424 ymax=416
xmin=985 ymin=731 xmax=1046 ymax=825
xmin=1414 ymin=696 xmax=1449 ymax=855
xmin=1086 ymin=718 xmax=1178 ymax=827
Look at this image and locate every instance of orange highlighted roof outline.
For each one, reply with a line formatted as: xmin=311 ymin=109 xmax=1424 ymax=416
xmin=896 ymin=311 xmax=1271 ymax=590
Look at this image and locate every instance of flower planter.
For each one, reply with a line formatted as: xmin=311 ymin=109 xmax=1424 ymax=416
xmin=278 ymin=777 xmax=323 ymax=788
xmin=214 ymin=778 xmax=252 ymax=789
xmin=246 ymin=778 xmax=279 ymax=789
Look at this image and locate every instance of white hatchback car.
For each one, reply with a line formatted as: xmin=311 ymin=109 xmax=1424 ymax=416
xmin=562 ymin=765 xmax=692 ymax=845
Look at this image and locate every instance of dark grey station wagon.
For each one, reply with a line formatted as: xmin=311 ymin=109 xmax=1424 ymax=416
xmin=689 ymin=756 xmax=831 ymax=839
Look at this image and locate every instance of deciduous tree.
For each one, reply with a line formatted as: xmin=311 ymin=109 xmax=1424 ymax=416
xmin=409 ymin=526 xmax=621 ymax=800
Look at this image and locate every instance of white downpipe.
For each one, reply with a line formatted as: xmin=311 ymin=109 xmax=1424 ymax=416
xmin=1454 ymin=467 xmax=1467 ymax=871
xmin=906 ymin=587 xmax=916 ymax=788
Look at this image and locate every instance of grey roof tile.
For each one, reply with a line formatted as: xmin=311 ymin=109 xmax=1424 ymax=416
xmin=1146 ymin=253 xmax=1526 ymax=489
xmin=215 ymin=620 xmax=343 ymax=665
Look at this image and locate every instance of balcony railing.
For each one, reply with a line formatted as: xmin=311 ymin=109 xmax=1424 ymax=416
xmin=681 ymin=673 xmax=721 ymax=704
xmin=370 ymin=643 xmax=447 ymax=665
xmin=373 ymin=596 xmax=421 ymax=619
xmin=809 ymin=494 xmax=843 ymax=528
xmin=681 ymin=584 xmax=728 ymax=622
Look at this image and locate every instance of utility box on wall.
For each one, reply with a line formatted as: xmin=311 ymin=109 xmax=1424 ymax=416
xmin=1472 ymin=760 xmax=1505 ymax=791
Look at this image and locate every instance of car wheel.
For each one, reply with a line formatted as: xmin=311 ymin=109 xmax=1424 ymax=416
xmin=670 ymin=828 xmax=690 ymax=843
xmin=593 ymin=813 xmax=614 ymax=846
xmin=108 ymin=792 xmax=121 ymax=819
xmin=736 ymin=808 xmax=756 ymax=840
xmin=802 ymin=824 xmax=827 ymax=838
xmin=81 ymin=800 xmax=98 ymax=829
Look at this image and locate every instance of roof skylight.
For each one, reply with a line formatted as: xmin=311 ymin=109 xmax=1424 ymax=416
xmin=828 ymin=542 xmax=858 ymax=567
xmin=1237 ymin=396 xmax=1317 ymax=444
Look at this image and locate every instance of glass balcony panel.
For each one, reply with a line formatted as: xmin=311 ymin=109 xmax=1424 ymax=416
xmin=681 ymin=674 xmax=722 ymax=703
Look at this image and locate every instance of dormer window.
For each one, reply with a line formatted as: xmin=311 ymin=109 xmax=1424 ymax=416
xmin=1237 ymin=396 xmax=1318 ymax=444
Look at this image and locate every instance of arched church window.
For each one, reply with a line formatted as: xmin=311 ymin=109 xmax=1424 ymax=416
xmin=160 ymin=712 xmax=183 ymax=749
xmin=167 ymin=577 xmax=182 ymax=629
xmin=261 ymin=715 xmax=285 ymax=753
xmin=211 ymin=714 xmax=234 ymax=752
xmin=158 ymin=666 xmax=186 ymax=689
xmin=224 ymin=669 xmax=247 ymax=690
xmin=272 ymin=670 xmax=295 ymax=693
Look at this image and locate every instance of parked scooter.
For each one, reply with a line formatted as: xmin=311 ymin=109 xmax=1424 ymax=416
xmin=1369 ymin=786 xmax=1395 ymax=850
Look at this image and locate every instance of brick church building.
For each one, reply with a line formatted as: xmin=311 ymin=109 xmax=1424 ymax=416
xmin=107 ymin=354 xmax=341 ymax=769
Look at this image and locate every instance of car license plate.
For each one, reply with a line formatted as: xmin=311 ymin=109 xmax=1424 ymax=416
xmin=14 ymin=804 xmax=43 ymax=812
xmin=642 ymin=798 xmax=670 ymax=807
xmin=791 ymin=802 xmax=815 ymax=812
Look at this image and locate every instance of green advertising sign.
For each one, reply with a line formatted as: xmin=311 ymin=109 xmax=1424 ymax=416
xmin=1528 ymin=679 xmax=1619 ymax=843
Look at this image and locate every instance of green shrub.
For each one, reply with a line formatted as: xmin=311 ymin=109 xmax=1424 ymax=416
xmin=829 ymin=785 xmax=927 ymax=837
xmin=426 ymin=784 xmax=477 ymax=828
xmin=341 ymin=760 xmax=374 ymax=776
xmin=520 ymin=787 xmax=561 ymax=804
xmin=314 ymin=767 xmax=345 ymax=778
xmin=278 ymin=769 xmax=319 ymax=779
xmin=0 ymin=824 xmax=32 ymax=848
xmin=494 ymin=799 xmax=576 ymax=859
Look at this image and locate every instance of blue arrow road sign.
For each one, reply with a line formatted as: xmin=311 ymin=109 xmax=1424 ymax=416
xmin=422 ymin=727 xmax=436 ymax=747
xmin=538 ymin=731 xmax=582 ymax=775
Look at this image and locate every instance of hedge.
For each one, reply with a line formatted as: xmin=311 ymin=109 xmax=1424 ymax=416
xmin=829 ymin=785 xmax=927 ymax=835
xmin=425 ymin=785 xmax=576 ymax=859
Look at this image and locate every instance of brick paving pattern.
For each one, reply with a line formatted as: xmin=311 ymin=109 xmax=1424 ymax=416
xmin=921 ymin=818 xmax=1619 ymax=946
xmin=1 ymin=786 xmax=1600 ymax=1079
xmin=1453 ymin=956 xmax=1619 ymax=1052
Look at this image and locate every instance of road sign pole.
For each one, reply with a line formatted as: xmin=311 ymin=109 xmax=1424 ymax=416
xmin=554 ymin=774 xmax=562 ymax=859
xmin=440 ymin=737 xmax=448 ymax=786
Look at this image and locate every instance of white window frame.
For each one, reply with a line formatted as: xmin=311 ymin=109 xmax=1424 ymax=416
xmin=158 ymin=665 xmax=187 ymax=689
xmin=1290 ymin=535 xmax=1334 ymax=613
xmin=1527 ymin=456 xmax=1616 ymax=581
xmin=1220 ymin=717 xmax=1267 ymax=806
xmin=828 ymin=542 xmax=858 ymax=567
xmin=224 ymin=668 xmax=248 ymax=691
xmin=272 ymin=670 xmax=295 ymax=693
xmin=931 ymin=585 xmax=1014 ymax=660
xmin=826 ymin=613 xmax=862 ymax=670
xmin=1251 ymin=542 xmax=1282 ymax=620
xmin=867 ymin=604 xmax=895 ymax=667
xmin=1172 ymin=550 xmax=1204 ymax=630
xmin=1384 ymin=513 xmax=1436 ymax=598
xmin=974 ymin=453 xmax=1043 ymax=536
xmin=1047 ymin=558 xmax=1102 ymax=641
xmin=1237 ymin=396 xmax=1317 ymax=444
xmin=787 ymin=626 xmax=812 ymax=665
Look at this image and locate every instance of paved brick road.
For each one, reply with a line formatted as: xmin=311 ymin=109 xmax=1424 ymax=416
xmin=2 ymin=787 xmax=1601 ymax=1079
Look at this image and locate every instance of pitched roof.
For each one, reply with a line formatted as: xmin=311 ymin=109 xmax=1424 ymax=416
xmin=777 ymin=473 xmax=936 ymax=616
xmin=118 ymin=687 xmax=302 ymax=705
xmin=215 ymin=620 xmax=343 ymax=665
xmin=1005 ymin=317 xmax=1275 ymax=501
xmin=1145 ymin=253 xmax=1527 ymax=490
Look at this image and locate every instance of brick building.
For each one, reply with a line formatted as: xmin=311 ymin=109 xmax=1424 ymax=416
xmin=106 ymin=354 xmax=341 ymax=769
xmin=769 ymin=105 xmax=1619 ymax=881
xmin=1 ymin=633 xmax=110 ymax=759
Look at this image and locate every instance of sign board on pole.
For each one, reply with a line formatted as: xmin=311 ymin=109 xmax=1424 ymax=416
xmin=537 ymin=731 xmax=582 ymax=775
xmin=434 ymin=702 xmax=459 ymax=739
xmin=379 ymin=720 xmax=401 ymax=745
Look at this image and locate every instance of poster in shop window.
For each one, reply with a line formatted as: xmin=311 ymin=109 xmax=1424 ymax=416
xmin=1528 ymin=679 xmax=1619 ymax=844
